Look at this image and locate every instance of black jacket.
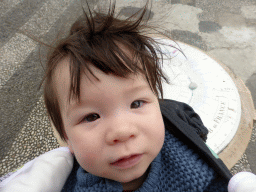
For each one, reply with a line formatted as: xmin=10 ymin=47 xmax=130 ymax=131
xmin=159 ymin=99 xmax=232 ymax=181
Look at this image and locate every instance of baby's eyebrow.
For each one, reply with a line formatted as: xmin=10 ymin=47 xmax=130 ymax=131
xmin=66 ymin=99 xmax=92 ymax=118
xmin=66 ymin=85 xmax=149 ymax=118
xmin=124 ymin=85 xmax=149 ymax=94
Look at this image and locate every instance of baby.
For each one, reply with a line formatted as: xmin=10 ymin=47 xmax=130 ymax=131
xmin=42 ymin=1 xmax=231 ymax=191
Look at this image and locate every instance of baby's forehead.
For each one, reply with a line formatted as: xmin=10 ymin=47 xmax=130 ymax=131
xmin=53 ymin=57 xmax=71 ymax=80
xmin=52 ymin=57 xmax=146 ymax=101
xmin=52 ymin=58 xmax=72 ymax=101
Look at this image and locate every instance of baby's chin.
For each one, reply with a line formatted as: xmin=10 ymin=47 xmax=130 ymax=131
xmin=118 ymin=174 xmax=144 ymax=183
xmin=121 ymin=167 xmax=150 ymax=190
xmin=104 ymin=155 xmax=153 ymax=184
xmin=99 ymin=165 xmax=149 ymax=183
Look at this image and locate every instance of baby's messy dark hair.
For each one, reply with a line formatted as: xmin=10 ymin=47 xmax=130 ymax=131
xmin=43 ymin=0 xmax=174 ymax=142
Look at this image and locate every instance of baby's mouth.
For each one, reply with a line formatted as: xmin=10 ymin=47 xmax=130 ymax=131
xmin=110 ymin=154 xmax=143 ymax=169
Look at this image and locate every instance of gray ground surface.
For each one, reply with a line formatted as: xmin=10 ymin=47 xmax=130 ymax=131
xmin=0 ymin=0 xmax=255 ymax=177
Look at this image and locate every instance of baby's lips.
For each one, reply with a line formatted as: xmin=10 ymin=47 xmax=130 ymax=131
xmin=110 ymin=153 xmax=141 ymax=164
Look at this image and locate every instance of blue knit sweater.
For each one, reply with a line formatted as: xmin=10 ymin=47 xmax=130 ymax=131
xmin=62 ymin=129 xmax=228 ymax=191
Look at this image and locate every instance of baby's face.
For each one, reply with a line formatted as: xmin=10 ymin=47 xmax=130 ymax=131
xmin=54 ymin=58 xmax=165 ymax=190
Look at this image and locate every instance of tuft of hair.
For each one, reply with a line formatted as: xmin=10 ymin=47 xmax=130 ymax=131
xmin=43 ymin=0 xmax=171 ymax=141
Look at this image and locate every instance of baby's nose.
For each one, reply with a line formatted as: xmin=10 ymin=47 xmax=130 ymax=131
xmin=105 ymin=116 xmax=138 ymax=144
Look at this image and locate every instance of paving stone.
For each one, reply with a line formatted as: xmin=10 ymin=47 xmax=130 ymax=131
xmin=119 ymin=6 xmax=154 ymax=20
xmin=230 ymin=153 xmax=252 ymax=175
xmin=0 ymin=48 xmax=44 ymax=161
xmin=207 ymin=47 xmax=256 ymax=83
xmin=199 ymin=21 xmax=222 ymax=33
xmin=109 ymin=1 xmax=202 ymax=34
xmin=217 ymin=12 xmax=246 ymax=28
xmin=0 ymin=0 xmax=84 ymax=162
xmin=246 ymin=19 xmax=256 ymax=27
xmin=170 ymin=30 xmax=207 ymax=50
xmin=0 ymin=0 xmax=21 ymax=17
xmin=171 ymin=0 xmax=196 ymax=6
xmin=246 ymin=73 xmax=256 ymax=109
xmin=196 ymin=0 xmax=252 ymax=22
xmin=219 ymin=26 xmax=256 ymax=46
xmin=160 ymin=4 xmax=202 ymax=33
xmin=245 ymin=123 xmax=256 ymax=174
xmin=200 ymin=31 xmax=233 ymax=50
xmin=241 ymin=5 xmax=256 ymax=19
xmin=0 ymin=0 xmax=47 ymax=47
xmin=0 ymin=97 xmax=59 ymax=177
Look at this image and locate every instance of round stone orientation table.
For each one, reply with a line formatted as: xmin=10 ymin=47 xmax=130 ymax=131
xmin=157 ymin=38 xmax=256 ymax=169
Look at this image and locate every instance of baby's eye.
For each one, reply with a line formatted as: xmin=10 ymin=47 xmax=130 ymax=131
xmin=81 ymin=113 xmax=100 ymax=123
xmin=131 ymin=100 xmax=146 ymax=109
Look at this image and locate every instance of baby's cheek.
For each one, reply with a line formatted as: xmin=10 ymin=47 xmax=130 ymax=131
xmin=79 ymin=152 xmax=99 ymax=171
xmin=101 ymin=168 xmax=112 ymax=178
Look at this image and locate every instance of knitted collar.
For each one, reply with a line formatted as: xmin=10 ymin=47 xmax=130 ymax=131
xmin=63 ymin=130 xmax=223 ymax=191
